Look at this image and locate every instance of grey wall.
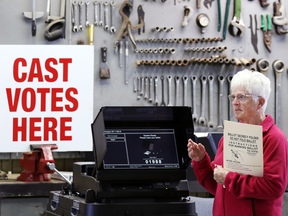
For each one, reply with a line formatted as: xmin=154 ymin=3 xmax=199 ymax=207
xmin=1 ymin=0 xmax=288 ymax=138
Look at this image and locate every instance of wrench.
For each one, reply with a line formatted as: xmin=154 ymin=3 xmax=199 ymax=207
xmin=257 ymin=58 xmax=269 ymax=76
xmin=78 ymin=2 xmax=83 ymax=31
xmin=191 ymin=76 xmax=199 ymax=123
xmin=94 ymin=1 xmax=98 ymax=26
xmin=175 ymin=76 xmax=180 ymax=106
xmin=148 ymin=76 xmax=153 ymax=103
xmin=72 ymin=1 xmax=78 ymax=32
xmin=154 ymin=76 xmax=159 ymax=106
xmin=110 ymin=1 xmax=116 ymax=33
xmin=160 ymin=76 xmax=166 ymax=106
xmin=207 ymin=75 xmax=215 ymax=128
xmin=183 ymin=76 xmax=188 ymax=106
xmin=217 ymin=75 xmax=225 ymax=129
xmin=227 ymin=75 xmax=234 ymax=121
xmin=144 ymin=76 xmax=148 ymax=100
xmin=136 ymin=77 xmax=141 ymax=100
xmin=125 ymin=40 xmax=129 ymax=84
xmin=99 ymin=1 xmax=103 ymax=26
xmin=199 ymin=75 xmax=207 ymax=126
xmin=104 ymin=2 xmax=109 ymax=31
xmin=167 ymin=76 xmax=173 ymax=106
xmin=133 ymin=77 xmax=137 ymax=92
xmin=85 ymin=2 xmax=90 ymax=26
xmin=140 ymin=77 xmax=144 ymax=96
xmin=119 ymin=40 xmax=123 ymax=68
xmin=273 ymin=60 xmax=284 ymax=128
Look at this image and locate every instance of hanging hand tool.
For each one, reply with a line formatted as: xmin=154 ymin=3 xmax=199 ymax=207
xmin=110 ymin=1 xmax=116 ymax=33
xmin=273 ymin=60 xmax=285 ymax=129
xmin=204 ymin=0 xmax=215 ymax=9
xmin=182 ymin=6 xmax=193 ymax=27
xmin=217 ymin=0 xmax=221 ymax=31
xmin=261 ymin=14 xmax=272 ymax=53
xmin=114 ymin=0 xmax=144 ymax=51
xmin=228 ymin=0 xmax=246 ymax=37
xmin=23 ymin=0 xmax=44 ymax=36
xmin=99 ymin=47 xmax=111 ymax=79
xmin=72 ymin=1 xmax=78 ymax=32
xmin=78 ymin=2 xmax=83 ymax=31
xmin=137 ymin=5 xmax=145 ymax=35
xmin=223 ymin=0 xmax=232 ymax=39
xmin=259 ymin=0 xmax=269 ymax=7
xmin=44 ymin=0 xmax=66 ymax=41
xmin=249 ymin=14 xmax=258 ymax=54
xmin=196 ymin=13 xmax=210 ymax=33
xmin=272 ymin=0 xmax=288 ymax=35
xmin=196 ymin=0 xmax=201 ymax=8
xmin=257 ymin=58 xmax=269 ymax=76
xmin=125 ymin=41 xmax=129 ymax=84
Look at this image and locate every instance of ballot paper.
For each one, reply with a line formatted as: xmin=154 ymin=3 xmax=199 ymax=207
xmin=223 ymin=120 xmax=263 ymax=177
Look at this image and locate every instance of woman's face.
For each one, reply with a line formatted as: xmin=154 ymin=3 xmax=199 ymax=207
xmin=231 ymin=87 xmax=260 ymax=123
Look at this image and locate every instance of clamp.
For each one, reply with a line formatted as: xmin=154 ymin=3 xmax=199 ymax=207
xmin=114 ymin=0 xmax=144 ymax=51
xmin=272 ymin=0 xmax=288 ymax=35
xmin=261 ymin=14 xmax=272 ymax=53
xmin=228 ymin=0 xmax=245 ymax=37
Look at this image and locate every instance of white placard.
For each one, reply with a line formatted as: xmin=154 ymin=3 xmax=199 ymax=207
xmin=223 ymin=120 xmax=263 ymax=177
xmin=0 ymin=45 xmax=94 ymax=152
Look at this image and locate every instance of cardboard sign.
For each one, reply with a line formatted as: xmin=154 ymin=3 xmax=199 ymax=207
xmin=0 ymin=45 xmax=94 ymax=152
xmin=223 ymin=120 xmax=263 ymax=177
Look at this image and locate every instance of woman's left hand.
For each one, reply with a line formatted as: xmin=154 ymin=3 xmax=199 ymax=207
xmin=213 ymin=166 xmax=229 ymax=185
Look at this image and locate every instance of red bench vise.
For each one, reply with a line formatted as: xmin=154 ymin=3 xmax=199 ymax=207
xmin=17 ymin=144 xmax=58 ymax=182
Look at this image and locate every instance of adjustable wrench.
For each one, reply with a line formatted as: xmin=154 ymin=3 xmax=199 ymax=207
xmin=85 ymin=2 xmax=90 ymax=26
xmin=160 ymin=76 xmax=166 ymax=106
xmin=104 ymin=2 xmax=109 ymax=31
xmin=148 ymin=76 xmax=153 ymax=103
xmin=217 ymin=75 xmax=225 ymax=129
xmin=94 ymin=1 xmax=98 ymax=26
xmin=154 ymin=76 xmax=159 ymax=106
xmin=191 ymin=76 xmax=199 ymax=123
xmin=199 ymin=76 xmax=207 ymax=126
xmin=175 ymin=76 xmax=180 ymax=106
xmin=110 ymin=1 xmax=116 ymax=33
xmin=72 ymin=1 xmax=78 ymax=32
xmin=167 ymin=76 xmax=173 ymax=106
xmin=99 ymin=2 xmax=103 ymax=26
xmin=207 ymin=75 xmax=215 ymax=128
xmin=273 ymin=60 xmax=284 ymax=128
xmin=79 ymin=2 xmax=83 ymax=31
xmin=227 ymin=75 xmax=234 ymax=121
xmin=183 ymin=76 xmax=188 ymax=106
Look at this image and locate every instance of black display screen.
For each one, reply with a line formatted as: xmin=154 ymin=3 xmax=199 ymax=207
xmin=103 ymin=129 xmax=179 ymax=169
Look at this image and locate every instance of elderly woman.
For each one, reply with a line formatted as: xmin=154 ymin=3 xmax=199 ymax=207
xmin=187 ymin=69 xmax=288 ymax=216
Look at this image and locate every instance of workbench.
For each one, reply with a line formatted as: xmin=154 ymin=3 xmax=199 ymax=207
xmin=0 ymin=174 xmax=64 ymax=216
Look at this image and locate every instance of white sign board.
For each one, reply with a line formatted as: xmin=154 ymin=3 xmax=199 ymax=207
xmin=0 ymin=45 xmax=94 ymax=152
xmin=223 ymin=120 xmax=263 ymax=177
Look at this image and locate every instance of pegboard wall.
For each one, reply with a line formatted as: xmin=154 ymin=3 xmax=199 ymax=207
xmin=1 ymin=0 xmax=288 ymax=137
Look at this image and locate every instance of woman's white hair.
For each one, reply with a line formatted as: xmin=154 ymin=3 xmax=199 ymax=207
xmin=231 ymin=69 xmax=271 ymax=112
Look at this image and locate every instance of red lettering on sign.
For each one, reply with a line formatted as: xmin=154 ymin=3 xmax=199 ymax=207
xmin=29 ymin=117 xmax=41 ymax=141
xmin=22 ymin=88 xmax=36 ymax=112
xmin=37 ymin=88 xmax=50 ymax=112
xmin=45 ymin=58 xmax=58 ymax=82
xmin=65 ymin=88 xmax=78 ymax=112
xmin=28 ymin=58 xmax=44 ymax=82
xmin=60 ymin=117 xmax=72 ymax=141
xmin=13 ymin=118 xmax=27 ymax=141
xmin=51 ymin=88 xmax=63 ymax=112
xmin=6 ymin=88 xmax=21 ymax=112
xmin=44 ymin=118 xmax=58 ymax=141
xmin=13 ymin=58 xmax=27 ymax=82
xmin=59 ymin=58 xmax=72 ymax=82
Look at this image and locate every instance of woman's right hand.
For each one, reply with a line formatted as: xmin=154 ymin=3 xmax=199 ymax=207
xmin=187 ymin=139 xmax=206 ymax=162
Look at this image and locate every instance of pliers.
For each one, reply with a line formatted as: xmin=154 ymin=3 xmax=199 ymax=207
xmin=261 ymin=14 xmax=272 ymax=53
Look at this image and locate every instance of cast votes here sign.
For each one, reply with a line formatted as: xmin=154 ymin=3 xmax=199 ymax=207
xmin=0 ymin=45 xmax=94 ymax=152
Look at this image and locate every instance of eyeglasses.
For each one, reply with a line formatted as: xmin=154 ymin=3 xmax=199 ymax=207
xmin=228 ymin=94 xmax=261 ymax=102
